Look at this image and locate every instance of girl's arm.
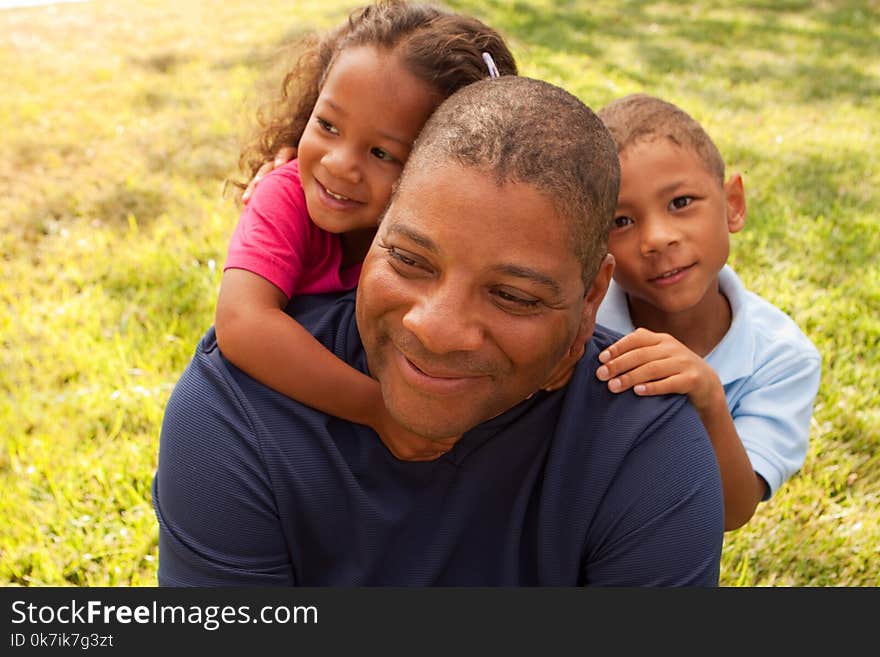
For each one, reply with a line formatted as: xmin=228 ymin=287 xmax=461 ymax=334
xmin=215 ymin=268 xmax=386 ymax=430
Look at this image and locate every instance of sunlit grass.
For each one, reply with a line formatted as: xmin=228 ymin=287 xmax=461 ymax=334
xmin=1 ymin=0 xmax=878 ymax=586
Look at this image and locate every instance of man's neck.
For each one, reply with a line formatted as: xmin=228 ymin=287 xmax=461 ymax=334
xmin=380 ymin=432 xmax=461 ymax=462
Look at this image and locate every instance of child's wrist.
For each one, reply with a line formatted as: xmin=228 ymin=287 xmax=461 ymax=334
xmin=360 ymin=387 xmax=389 ymax=432
xmin=692 ymin=376 xmax=726 ymax=415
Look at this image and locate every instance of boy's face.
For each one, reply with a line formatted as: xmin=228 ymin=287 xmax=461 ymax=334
xmin=607 ymin=138 xmax=745 ymax=323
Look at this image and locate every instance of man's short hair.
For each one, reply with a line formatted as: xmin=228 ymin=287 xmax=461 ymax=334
xmin=399 ymin=76 xmax=620 ymax=286
xmin=598 ymin=93 xmax=726 ymax=183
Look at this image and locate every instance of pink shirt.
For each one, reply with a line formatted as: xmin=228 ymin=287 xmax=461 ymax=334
xmin=224 ymin=159 xmax=362 ymax=298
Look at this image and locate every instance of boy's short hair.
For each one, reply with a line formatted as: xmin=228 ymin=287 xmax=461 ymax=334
xmin=400 ymin=76 xmax=620 ymax=286
xmin=598 ymin=93 xmax=726 ymax=183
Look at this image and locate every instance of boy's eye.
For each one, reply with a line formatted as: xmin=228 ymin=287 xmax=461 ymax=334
xmin=315 ymin=117 xmax=339 ymax=135
xmin=612 ymin=215 xmax=634 ymax=229
xmin=371 ymin=147 xmax=397 ymax=163
xmin=669 ymin=196 xmax=694 ymax=210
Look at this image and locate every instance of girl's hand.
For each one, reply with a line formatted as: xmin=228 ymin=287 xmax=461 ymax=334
xmin=595 ymin=327 xmax=720 ymax=412
xmin=241 ymin=145 xmax=297 ymax=204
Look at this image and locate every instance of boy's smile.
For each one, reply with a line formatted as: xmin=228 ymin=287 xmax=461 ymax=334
xmin=608 ymin=138 xmax=745 ymax=337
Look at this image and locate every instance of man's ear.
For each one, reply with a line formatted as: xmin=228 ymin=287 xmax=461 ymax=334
xmin=578 ymin=253 xmax=615 ymax=345
xmin=724 ymin=173 xmax=747 ymax=234
xmin=538 ymin=255 xmax=615 ymax=393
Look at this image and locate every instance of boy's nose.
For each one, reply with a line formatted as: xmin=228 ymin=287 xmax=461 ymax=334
xmin=639 ymin=217 xmax=680 ymax=255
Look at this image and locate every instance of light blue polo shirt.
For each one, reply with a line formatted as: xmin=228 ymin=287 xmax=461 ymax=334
xmin=597 ymin=265 xmax=822 ymax=498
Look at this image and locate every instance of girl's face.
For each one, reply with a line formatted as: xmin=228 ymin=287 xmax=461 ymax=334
xmin=297 ymin=45 xmax=439 ymax=236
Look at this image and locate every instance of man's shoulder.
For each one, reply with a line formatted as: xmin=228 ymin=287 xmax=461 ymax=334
xmin=560 ymin=327 xmax=705 ymax=454
xmin=284 ymin=290 xmax=359 ymax=348
xmin=591 ymin=322 xmax=627 ymax=348
xmin=187 ymin=291 xmax=362 ymax=404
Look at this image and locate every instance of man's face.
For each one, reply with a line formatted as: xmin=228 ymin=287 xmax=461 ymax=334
xmin=356 ymin=161 xmax=606 ymax=442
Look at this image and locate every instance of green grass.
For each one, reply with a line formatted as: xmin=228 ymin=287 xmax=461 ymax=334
xmin=1 ymin=0 xmax=878 ymax=587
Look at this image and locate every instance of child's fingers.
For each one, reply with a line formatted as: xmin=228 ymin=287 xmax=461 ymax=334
xmin=274 ymin=145 xmax=297 ymax=167
xmin=242 ymin=161 xmax=274 ymax=204
xmin=600 ymin=358 xmax=679 ymax=394
xmin=596 ymin=343 xmax=669 ymax=382
xmin=242 ymin=148 xmax=297 ymax=204
xmin=631 ymin=372 xmax=693 ymax=397
xmin=598 ymin=327 xmax=664 ymax=363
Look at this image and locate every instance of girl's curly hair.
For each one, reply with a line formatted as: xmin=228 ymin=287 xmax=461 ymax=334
xmin=232 ymin=0 xmax=516 ymax=198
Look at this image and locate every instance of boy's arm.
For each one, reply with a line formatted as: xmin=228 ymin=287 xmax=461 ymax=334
xmin=596 ymin=328 xmax=764 ymax=530
xmin=215 ymin=268 xmax=396 ymax=434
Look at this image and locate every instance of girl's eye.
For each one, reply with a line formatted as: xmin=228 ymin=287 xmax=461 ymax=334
xmin=371 ymin=147 xmax=397 ymax=163
xmin=669 ymin=195 xmax=693 ymax=210
xmin=612 ymin=215 xmax=634 ymax=229
xmin=316 ymin=117 xmax=339 ymax=135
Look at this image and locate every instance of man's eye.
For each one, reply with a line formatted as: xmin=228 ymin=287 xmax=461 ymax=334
xmin=612 ymin=215 xmax=634 ymax=229
xmin=390 ymin=246 xmax=416 ymax=266
xmin=316 ymin=117 xmax=339 ymax=135
xmin=386 ymin=246 xmax=427 ymax=271
xmin=492 ymin=288 xmax=540 ymax=311
xmin=371 ymin=147 xmax=397 ymax=163
xmin=669 ymin=196 xmax=693 ymax=210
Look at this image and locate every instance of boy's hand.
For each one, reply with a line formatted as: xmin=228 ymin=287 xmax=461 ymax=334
xmin=241 ymin=146 xmax=297 ymax=204
xmin=595 ymin=327 xmax=720 ymax=412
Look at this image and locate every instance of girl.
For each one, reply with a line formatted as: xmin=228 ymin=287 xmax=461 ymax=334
xmin=216 ymin=1 xmax=517 ymax=456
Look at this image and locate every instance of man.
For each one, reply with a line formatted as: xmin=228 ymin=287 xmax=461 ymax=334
xmin=153 ymin=76 xmax=723 ymax=586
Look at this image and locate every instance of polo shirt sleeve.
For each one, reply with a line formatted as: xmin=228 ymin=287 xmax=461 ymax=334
xmin=733 ymin=350 xmax=822 ymax=498
xmin=152 ymin=331 xmax=295 ymax=586
xmin=584 ymin=399 xmax=724 ymax=586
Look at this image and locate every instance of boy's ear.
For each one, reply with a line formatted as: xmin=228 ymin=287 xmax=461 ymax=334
xmin=724 ymin=173 xmax=747 ymax=234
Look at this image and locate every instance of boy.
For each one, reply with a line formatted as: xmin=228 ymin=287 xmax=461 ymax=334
xmin=594 ymin=94 xmax=821 ymax=531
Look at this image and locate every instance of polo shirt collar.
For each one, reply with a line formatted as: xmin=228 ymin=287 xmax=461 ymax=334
xmin=599 ymin=265 xmax=755 ymax=385
xmin=705 ymin=265 xmax=755 ymax=384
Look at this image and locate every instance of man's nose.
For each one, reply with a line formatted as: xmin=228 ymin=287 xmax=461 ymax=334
xmin=322 ymin=146 xmax=362 ymax=184
xmin=401 ymin=283 xmax=484 ymax=355
xmin=639 ymin=215 xmax=681 ymax=255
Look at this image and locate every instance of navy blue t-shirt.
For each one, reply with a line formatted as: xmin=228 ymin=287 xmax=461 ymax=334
xmin=153 ymin=292 xmax=723 ymax=586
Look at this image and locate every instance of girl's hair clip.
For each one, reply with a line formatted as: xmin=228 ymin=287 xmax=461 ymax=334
xmin=482 ymin=52 xmax=500 ymax=79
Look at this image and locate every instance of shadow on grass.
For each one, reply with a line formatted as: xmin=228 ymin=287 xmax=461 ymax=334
xmin=209 ymin=23 xmax=320 ymax=75
xmin=452 ymin=0 xmax=879 ymax=106
xmin=129 ymin=51 xmax=192 ymax=75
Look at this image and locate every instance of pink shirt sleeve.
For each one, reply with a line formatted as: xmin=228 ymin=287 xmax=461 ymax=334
xmin=224 ymin=160 xmax=362 ymax=298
